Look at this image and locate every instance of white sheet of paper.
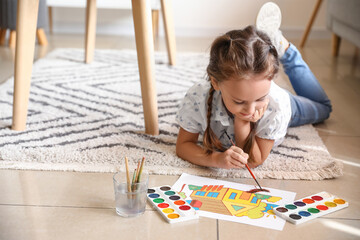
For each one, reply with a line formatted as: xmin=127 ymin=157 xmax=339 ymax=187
xmin=172 ymin=173 xmax=296 ymax=231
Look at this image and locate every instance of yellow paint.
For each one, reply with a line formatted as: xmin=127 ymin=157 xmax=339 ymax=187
xmin=162 ymin=208 xmax=174 ymax=213
xmin=235 ymin=202 xmax=267 ymax=219
xmin=267 ymin=196 xmax=282 ymax=203
xmin=266 ymin=210 xmax=277 ymax=219
xmin=223 ymin=189 xmax=260 ymax=206
xmin=325 ymin=201 xmax=337 ymax=207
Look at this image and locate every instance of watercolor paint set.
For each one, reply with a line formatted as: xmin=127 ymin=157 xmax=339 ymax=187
xmin=147 ymin=185 xmax=199 ymax=223
xmin=273 ymin=191 xmax=348 ymax=225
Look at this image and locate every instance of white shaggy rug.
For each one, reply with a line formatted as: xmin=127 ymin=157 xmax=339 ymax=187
xmin=0 ymin=49 xmax=343 ymax=180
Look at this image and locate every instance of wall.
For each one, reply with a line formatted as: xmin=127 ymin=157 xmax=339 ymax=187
xmin=50 ymin=0 xmax=329 ymax=39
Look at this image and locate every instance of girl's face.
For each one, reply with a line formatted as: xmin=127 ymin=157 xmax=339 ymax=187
xmin=212 ymin=74 xmax=271 ymax=121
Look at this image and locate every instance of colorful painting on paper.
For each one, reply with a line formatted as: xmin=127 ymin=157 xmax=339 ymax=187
xmin=172 ymin=173 xmax=296 ymax=231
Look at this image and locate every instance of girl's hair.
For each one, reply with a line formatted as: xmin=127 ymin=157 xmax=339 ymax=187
xmin=203 ymin=25 xmax=280 ymax=163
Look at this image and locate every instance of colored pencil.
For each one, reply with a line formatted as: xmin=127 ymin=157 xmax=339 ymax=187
xmin=224 ymin=131 xmax=264 ymax=191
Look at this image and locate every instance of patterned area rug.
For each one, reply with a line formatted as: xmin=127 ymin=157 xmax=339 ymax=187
xmin=0 ymin=49 xmax=343 ymax=180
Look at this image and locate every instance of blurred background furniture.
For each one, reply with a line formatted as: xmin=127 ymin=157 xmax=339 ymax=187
xmin=11 ymin=0 xmax=176 ymax=135
xmin=47 ymin=0 xmax=161 ymax=42
xmin=326 ymin=0 xmax=360 ymax=56
xmin=0 ymin=0 xmax=48 ymax=47
xmin=299 ymin=0 xmax=323 ymax=48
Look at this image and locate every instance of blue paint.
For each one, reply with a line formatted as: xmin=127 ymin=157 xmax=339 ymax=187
xmin=148 ymin=193 xmax=160 ymax=198
xmin=298 ymin=211 xmax=311 ymax=217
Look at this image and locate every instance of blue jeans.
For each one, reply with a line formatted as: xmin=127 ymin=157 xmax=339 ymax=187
xmin=281 ymin=44 xmax=332 ymax=127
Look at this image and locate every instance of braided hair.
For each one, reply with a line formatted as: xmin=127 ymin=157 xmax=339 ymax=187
xmin=202 ymin=25 xmax=279 ymax=163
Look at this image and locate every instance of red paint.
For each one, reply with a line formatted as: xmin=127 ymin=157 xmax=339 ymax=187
xmin=302 ymin=198 xmax=315 ymax=204
xmin=158 ymin=203 xmax=169 ymax=208
xmin=316 ymin=205 xmax=328 ymax=211
xmin=179 ymin=205 xmax=191 ymax=211
xmin=311 ymin=195 xmax=323 ymax=201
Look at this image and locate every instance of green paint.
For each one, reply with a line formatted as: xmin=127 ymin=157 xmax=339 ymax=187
xmin=254 ymin=193 xmax=270 ymax=200
xmin=285 ymin=204 xmax=297 ymax=210
xmin=188 ymin=185 xmax=202 ymax=191
xmin=307 ymin=208 xmax=320 ymax=213
xmin=153 ymin=198 xmax=164 ymax=203
xmin=165 ymin=191 xmax=176 ymax=195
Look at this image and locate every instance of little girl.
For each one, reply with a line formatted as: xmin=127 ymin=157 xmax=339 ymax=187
xmin=175 ymin=2 xmax=332 ymax=169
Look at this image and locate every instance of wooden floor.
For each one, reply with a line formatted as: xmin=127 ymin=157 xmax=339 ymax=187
xmin=0 ymin=33 xmax=359 ymax=240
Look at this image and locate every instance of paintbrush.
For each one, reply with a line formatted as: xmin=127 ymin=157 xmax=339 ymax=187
xmin=224 ymin=131 xmax=264 ymax=191
xmin=125 ymin=156 xmax=131 ymax=192
xmin=137 ymin=157 xmax=145 ymax=182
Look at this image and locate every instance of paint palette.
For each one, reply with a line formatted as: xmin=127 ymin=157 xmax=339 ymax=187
xmin=273 ymin=191 xmax=348 ymax=225
xmin=147 ymin=185 xmax=199 ymax=223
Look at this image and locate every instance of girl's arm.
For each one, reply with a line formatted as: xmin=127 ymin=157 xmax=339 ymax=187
xmin=176 ymin=127 xmax=248 ymax=169
xmin=234 ymin=117 xmax=274 ymax=168
xmin=249 ymin=136 xmax=274 ymax=168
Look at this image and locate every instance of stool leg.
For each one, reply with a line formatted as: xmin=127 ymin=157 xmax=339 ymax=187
xmin=36 ymin=28 xmax=48 ymax=45
xmin=9 ymin=31 xmax=16 ymax=48
xmin=299 ymin=0 xmax=323 ymax=48
xmin=48 ymin=6 xmax=53 ymax=34
xmin=12 ymin=0 xmax=40 ymax=131
xmin=160 ymin=0 xmax=176 ymax=65
xmin=332 ymin=33 xmax=341 ymax=57
xmin=152 ymin=9 xmax=159 ymax=43
xmin=0 ymin=29 xmax=7 ymax=45
xmin=132 ymin=0 xmax=159 ymax=135
xmin=85 ymin=0 xmax=97 ymax=63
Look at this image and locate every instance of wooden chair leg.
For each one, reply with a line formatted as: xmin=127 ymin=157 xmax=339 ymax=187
xmin=12 ymin=0 xmax=40 ymax=131
xmin=332 ymin=33 xmax=341 ymax=57
xmin=36 ymin=28 xmax=48 ymax=46
xmin=151 ymin=9 xmax=159 ymax=43
xmin=160 ymin=0 xmax=176 ymax=66
xmin=132 ymin=0 xmax=159 ymax=135
xmin=9 ymin=30 xmax=16 ymax=48
xmin=0 ymin=28 xmax=7 ymax=45
xmin=48 ymin=6 xmax=53 ymax=34
xmin=299 ymin=0 xmax=323 ymax=48
xmin=85 ymin=0 xmax=97 ymax=63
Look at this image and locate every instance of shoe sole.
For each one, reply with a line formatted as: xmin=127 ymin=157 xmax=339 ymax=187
xmin=256 ymin=2 xmax=282 ymax=33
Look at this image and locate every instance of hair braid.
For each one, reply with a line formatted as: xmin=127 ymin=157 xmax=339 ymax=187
xmin=203 ymin=85 xmax=226 ymax=154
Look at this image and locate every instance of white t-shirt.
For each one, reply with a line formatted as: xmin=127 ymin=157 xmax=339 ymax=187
xmin=176 ymin=80 xmax=292 ymax=147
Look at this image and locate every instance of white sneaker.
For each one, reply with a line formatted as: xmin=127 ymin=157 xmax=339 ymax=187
xmin=256 ymin=2 xmax=287 ymax=57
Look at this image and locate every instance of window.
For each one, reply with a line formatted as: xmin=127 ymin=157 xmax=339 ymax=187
xmin=229 ymin=192 xmax=237 ymax=200
xmin=207 ymin=192 xmax=219 ymax=198
xmin=195 ymin=191 xmax=206 ymax=196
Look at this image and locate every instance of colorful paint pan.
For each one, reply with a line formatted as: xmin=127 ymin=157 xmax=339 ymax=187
xmin=146 ymin=185 xmax=199 ymax=224
xmin=273 ymin=191 xmax=349 ymax=225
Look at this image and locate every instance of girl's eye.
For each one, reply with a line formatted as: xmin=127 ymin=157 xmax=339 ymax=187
xmin=234 ymin=100 xmax=245 ymax=105
xmin=257 ymin=97 xmax=267 ymax=102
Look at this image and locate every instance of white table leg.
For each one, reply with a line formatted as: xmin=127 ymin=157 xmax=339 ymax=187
xmin=85 ymin=0 xmax=97 ymax=63
xmin=131 ymin=0 xmax=159 ymax=135
xmin=12 ymin=0 xmax=40 ymax=131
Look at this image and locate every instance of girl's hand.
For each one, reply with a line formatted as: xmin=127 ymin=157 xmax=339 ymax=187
xmin=214 ymin=146 xmax=248 ymax=169
xmin=250 ymin=99 xmax=269 ymax=122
